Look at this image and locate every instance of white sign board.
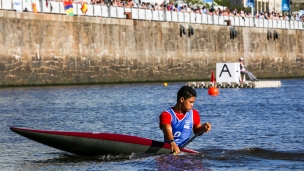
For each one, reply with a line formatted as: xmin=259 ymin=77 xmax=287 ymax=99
xmin=2 ymin=0 xmax=12 ymax=10
xmin=214 ymin=15 xmax=219 ymax=25
xmin=109 ymin=6 xmax=117 ymax=18
xmin=216 ymin=63 xmax=241 ymax=83
xmin=299 ymin=22 xmax=303 ymax=29
xmin=258 ymin=19 xmax=263 ymax=27
xmin=101 ymin=5 xmax=108 ymax=17
xmin=218 ymin=16 xmax=224 ymax=25
xmin=202 ymin=14 xmax=207 ymax=24
xmin=50 ymin=1 xmax=60 ymax=13
xmin=117 ymin=7 xmax=124 ymax=18
xmin=229 ymin=16 xmax=234 ymax=25
xmin=159 ymin=11 xmax=164 ymax=21
xmin=87 ymin=4 xmax=94 ymax=16
xmin=138 ymin=9 xmax=145 ymax=20
xmin=152 ymin=10 xmax=159 ymax=21
xmin=239 ymin=17 xmax=244 ymax=26
xmin=290 ymin=21 xmax=294 ymax=29
xmin=277 ymin=20 xmax=282 ymax=28
xmin=234 ymin=17 xmax=239 ymax=26
xmin=166 ymin=11 xmax=171 ymax=21
xmin=264 ymin=19 xmax=268 ymax=28
xmin=190 ymin=13 xmax=195 ymax=23
xmin=172 ymin=12 xmax=178 ymax=22
xmin=196 ymin=14 xmax=202 ymax=23
xmin=244 ymin=18 xmax=250 ymax=26
xmin=178 ymin=12 xmax=184 ymax=22
xmin=249 ymin=18 xmax=254 ymax=27
xmin=131 ymin=8 xmax=138 ymax=19
xmin=268 ymin=20 xmax=273 ymax=28
xmin=273 ymin=20 xmax=277 ymax=28
xmin=93 ymin=4 xmax=101 ymax=16
xmin=207 ymin=15 xmax=212 ymax=24
xmin=184 ymin=13 xmax=190 ymax=23
xmin=13 ymin=0 xmax=22 ymax=12
xmin=41 ymin=0 xmax=51 ymax=13
xmin=146 ymin=10 xmax=152 ymax=20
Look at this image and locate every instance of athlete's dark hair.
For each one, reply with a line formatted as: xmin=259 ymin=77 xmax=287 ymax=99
xmin=177 ymin=86 xmax=197 ymax=102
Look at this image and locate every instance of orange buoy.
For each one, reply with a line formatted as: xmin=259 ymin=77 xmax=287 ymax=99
xmin=208 ymin=71 xmax=219 ymax=96
xmin=208 ymin=86 xmax=219 ymax=96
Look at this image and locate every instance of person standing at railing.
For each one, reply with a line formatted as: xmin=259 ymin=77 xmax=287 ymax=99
xmin=232 ymin=8 xmax=237 ymax=16
xmin=195 ymin=7 xmax=202 ymax=14
xmin=187 ymin=4 xmax=191 ymax=13
xmin=132 ymin=0 xmax=138 ymax=7
xmin=112 ymin=0 xmax=118 ymax=6
xmin=259 ymin=12 xmax=264 ymax=19
xmin=295 ymin=15 xmax=299 ymax=21
xmin=202 ymin=6 xmax=207 ymax=14
xmin=155 ymin=3 xmax=161 ymax=10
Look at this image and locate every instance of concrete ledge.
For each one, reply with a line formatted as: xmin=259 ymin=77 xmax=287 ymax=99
xmin=187 ymin=81 xmax=282 ymax=88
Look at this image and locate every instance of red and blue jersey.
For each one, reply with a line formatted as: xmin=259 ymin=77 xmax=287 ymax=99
xmin=160 ymin=108 xmax=201 ymax=147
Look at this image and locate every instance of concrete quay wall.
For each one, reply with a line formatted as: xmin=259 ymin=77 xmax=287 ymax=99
xmin=0 ymin=11 xmax=303 ymax=86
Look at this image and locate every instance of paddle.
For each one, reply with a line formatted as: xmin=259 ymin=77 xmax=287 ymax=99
xmin=179 ymin=127 xmax=206 ymax=150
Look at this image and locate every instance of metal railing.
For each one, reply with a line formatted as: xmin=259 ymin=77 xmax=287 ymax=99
xmin=2 ymin=0 xmax=303 ymax=30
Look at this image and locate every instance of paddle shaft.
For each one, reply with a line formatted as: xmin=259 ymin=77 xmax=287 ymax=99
xmin=179 ymin=127 xmax=206 ymax=149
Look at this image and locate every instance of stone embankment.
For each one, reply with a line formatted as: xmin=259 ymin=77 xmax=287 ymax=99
xmin=0 ymin=10 xmax=303 ymax=86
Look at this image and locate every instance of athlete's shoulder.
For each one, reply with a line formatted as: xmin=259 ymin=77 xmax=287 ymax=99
xmin=159 ymin=109 xmax=172 ymax=125
xmin=192 ymin=109 xmax=200 ymax=115
xmin=160 ymin=110 xmax=170 ymax=116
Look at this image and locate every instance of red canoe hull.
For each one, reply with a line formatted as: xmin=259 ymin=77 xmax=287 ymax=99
xmin=10 ymin=127 xmax=199 ymax=156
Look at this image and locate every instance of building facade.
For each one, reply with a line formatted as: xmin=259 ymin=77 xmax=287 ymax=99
xmin=224 ymin=0 xmax=291 ymax=13
xmin=226 ymin=0 xmax=304 ymax=13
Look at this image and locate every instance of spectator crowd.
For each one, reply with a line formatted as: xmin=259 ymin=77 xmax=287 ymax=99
xmin=44 ymin=0 xmax=304 ymax=22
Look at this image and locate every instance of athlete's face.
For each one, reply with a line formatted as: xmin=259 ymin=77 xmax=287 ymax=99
xmin=180 ymin=96 xmax=196 ymax=112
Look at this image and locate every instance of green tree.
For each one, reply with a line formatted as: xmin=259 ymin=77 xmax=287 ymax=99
xmin=214 ymin=0 xmax=230 ymax=7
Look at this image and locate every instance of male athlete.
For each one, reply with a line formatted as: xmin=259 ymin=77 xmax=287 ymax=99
xmin=159 ymin=86 xmax=211 ymax=154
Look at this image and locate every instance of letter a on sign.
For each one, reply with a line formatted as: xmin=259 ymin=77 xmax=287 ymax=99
xmin=219 ymin=64 xmax=232 ymax=77
xmin=216 ymin=63 xmax=240 ymax=82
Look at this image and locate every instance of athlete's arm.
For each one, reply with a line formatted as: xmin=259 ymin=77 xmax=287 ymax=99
xmin=159 ymin=111 xmax=181 ymax=154
xmin=161 ymin=124 xmax=180 ymax=154
xmin=192 ymin=109 xmax=212 ymax=135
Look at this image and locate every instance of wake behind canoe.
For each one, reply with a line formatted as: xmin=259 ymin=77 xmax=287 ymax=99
xmin=10 ymin=127 xmax=199 ymax=156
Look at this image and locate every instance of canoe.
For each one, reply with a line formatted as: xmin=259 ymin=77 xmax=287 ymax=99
xmin=10 ymin=127 xmax=199 ymax=156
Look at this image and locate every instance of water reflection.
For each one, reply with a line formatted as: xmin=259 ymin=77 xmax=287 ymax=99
xmin=1 ymin=79 xmax=304 ymax=170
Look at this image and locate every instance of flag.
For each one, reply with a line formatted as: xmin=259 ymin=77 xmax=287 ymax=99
xmin=246 ymin=0 xmax=254 ymax=8
xmin=32 ymin=2 xmax=37 ymax=13
xmin=64 ymin=0 xmax=74 ymax=16
xmin=210 ymin=71 xmax=215 ymax=84
xmin=282 ymin=0 xmax=290 ymax=11
xmin=81 ymin=3 xmax=88 ymax=14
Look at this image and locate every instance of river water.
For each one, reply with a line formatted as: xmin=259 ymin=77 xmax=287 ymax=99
xmin=1 ymin=79 xmax=303 ymax=171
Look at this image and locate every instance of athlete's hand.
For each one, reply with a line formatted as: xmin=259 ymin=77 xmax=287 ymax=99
xmin=170 ymin=141 xmax=180 ymax=154
xmin=203 ymin=122 xmax=212 ymax=133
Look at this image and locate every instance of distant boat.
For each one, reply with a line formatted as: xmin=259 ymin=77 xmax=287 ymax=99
xmin=10 ymin=127 xmax=198 ymax=156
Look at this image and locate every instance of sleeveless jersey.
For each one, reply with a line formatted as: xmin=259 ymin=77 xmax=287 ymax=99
xmin=165 ymin=108 xmax=194 ymax=147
